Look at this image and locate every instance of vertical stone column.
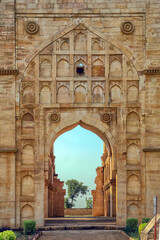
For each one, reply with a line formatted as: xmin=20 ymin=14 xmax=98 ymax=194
xmin=52 ymin=175 xmax=66 ymax=217
xmin=92 ymin=167 xmax=104 ymax=216
xmin=0 ymin=0 xmax=16 ymax=228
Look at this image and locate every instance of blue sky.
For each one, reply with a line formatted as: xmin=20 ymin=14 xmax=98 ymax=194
xmin=54 ymin=125 xmax=103 ymax=208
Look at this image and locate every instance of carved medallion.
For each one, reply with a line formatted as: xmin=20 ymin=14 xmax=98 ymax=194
xmin=121 ymin=21 xmax=135 ymax=35
xmin=26 ymin=21 xmax=39 ymax=34
xmin=101 ymin=113 xmax=111 ymax=123
xmin=50 ymin=113 xmax=60 ymax=123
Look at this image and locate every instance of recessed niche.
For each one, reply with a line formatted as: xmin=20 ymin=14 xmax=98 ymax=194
xmin=76 ymin=61 xmax=85 ymax=77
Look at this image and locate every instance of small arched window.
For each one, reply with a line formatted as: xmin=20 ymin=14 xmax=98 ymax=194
xmin=76 ymin=62 xmax=85 ymax=76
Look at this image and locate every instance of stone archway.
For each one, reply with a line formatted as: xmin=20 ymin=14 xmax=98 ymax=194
xmin=16 ymin=20 xmax=142 ymax=227
xmin=44 ymin=109 xmax=117 ymax=220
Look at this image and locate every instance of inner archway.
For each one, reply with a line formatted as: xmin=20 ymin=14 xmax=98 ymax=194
xmin=54 ymin=125 xmax=103 ymax=215
xmin=45 ymin=119 xmax=116 ymax=220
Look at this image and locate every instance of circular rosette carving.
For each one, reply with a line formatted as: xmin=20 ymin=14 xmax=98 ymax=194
xmin=26 ymin=21 xmax=39 ymax=34
xmin=121 ymin=21 xmax=135 ymax=35
xmin=50 ymin=113 xmax=60 ymax=123
xmin=101 ymin=113 xmax=112 ymax=123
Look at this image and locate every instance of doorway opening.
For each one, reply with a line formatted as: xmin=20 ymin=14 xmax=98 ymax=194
xmin=45 ymin=124 xmax=116 ymax=220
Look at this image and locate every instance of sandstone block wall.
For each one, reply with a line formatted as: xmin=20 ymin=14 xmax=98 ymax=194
xmin=0 ymin=0 xmax=160 ymax=228
xmin=0 ymin=0 xmax=16 ymax=228
xmin=64 ymin=208 xmax=92 ymax=216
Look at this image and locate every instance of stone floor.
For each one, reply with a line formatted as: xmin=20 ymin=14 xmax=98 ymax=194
xmin=45 ymin=217 xmax=116 ymax=226
xmin=39 ymin=230 xmax=129 ymax=240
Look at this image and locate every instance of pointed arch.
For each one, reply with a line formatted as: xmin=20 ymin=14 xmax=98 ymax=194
xmin=127 ymin=203 xmax=140 ymax=219
xmin=40 ymin=85 xmax=52 ymax=104
xmin=57 ymin=59 xmax=69 ymax=77
xmin=22 ymin=85 xmax=34 ymax=104
xmin=126 ymin=111 xmax=140 ymax=133
xmin=46 ymin=112 xmax=117 ymax=170
xmin=61 ymin=40 xmax=69 ymax=50
xmin=127 ymin=174 xmax=141 ymax=196
xmin=92 ymin=41 xmax=100 ymax=50
xmin=127 ymin=144 xmax=140 ymax=165
xmin=92 ymin=58 xmax=105 ymax=77
xmin=127 ymin=85 xmax=138 ymax=102
xmin=22 ymin=144 xmax=34 ymax=165
xmin=40 ymin=59 xmax=52 ymax=78
xmin=110 ymin=59 xmax=122 ymax=78
xmin=21 ymin=175 xmax=34 ymax=196
xmin=21 ymin=204 xmax=34 ymax=224
xmin=22 ymin=113 xmax=34 ymax=134
xmin=75 ymin=59 xmax=87 ymax=77
xmin=75 ymin=85 xmax=86 ymax=103
xmin=75 ymin=32 xmax=87 ymax=51
xmin=92 ymin=85 xmax=104 ymax=103
xmin=127 ymin=69 xmax=134 ymax=78
xmin=110 ymin=85 xmax=121 ymax=103
xmin=57 ymin=85 xmax=70 ymax=103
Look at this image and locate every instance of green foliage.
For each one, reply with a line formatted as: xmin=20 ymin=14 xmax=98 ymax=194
xmin=126 ymin=218 xmax=138 ymax=232
xmin=129 ymin=231 xmax=140 ymax=240
xmin=0 ymin=230 xmax=16 ymax=240
xmin=85 ymin=197 xmax=93 ymax=209
xmin=23 ymin=220 xmax=36 ymax=235
xmin=142 ymin=217 xmax=150 ymax=223
xmin=64 ymin=198 xmax=74 ymax=209
xmin=65 ymin=179 xmax=89 ymax=208
xmin=138 ymin=223 xmax=147 ymax=237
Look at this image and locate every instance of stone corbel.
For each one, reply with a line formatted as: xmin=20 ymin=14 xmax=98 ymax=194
xmin=0 ymin=69 xmax=19 ymax=75
xmin=0 ymin=148 xmax=17 ymax=153
xmin=143 ymin=69 xmax=160 ymax=75
xmin=143 ymin=148 xmax=160 ymax=152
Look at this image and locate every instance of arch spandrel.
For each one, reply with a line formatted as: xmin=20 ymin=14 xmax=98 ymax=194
xmin=20 ymin=19 xmax=142 ymax=78
xmin=45 ymin=112 xmax=117 ymax=171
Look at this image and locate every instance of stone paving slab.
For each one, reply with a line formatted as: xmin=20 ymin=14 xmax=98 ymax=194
xmin=39 ymin=230 xmax=130 ymax=240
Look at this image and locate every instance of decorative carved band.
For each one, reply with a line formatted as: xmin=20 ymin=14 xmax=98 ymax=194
xmin=143 ymin=69 xmax=160 ymax=75
xmin=121 ymin=21 xmax=135 ymax=35
xmin=0 ymin=69 xmax=19 ymax=76
xmin=26 ymin=21 xmax=39 ymax=34
xmin=0 ymin=148 xmax=17 ymax=153
xmin=101 ymin=113 xmax=112 ymax=123
xmin=50 ymin=113 xmax=60 ymax=123
xmin=143 ymin=148 xmax=160 ymax=152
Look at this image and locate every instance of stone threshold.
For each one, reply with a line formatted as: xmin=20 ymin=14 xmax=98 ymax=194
xmin=36 ymin=225 xmax=124 ymax=231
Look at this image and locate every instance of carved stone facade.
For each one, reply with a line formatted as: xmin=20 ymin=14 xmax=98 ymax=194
xmin=0 ymin=0 xmax=160 ymax=228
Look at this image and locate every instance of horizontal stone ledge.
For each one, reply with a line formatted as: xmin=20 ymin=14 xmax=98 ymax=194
xmin=143 ymin=69 xmax=160 ymax=75
xmin=0 ymin=148 xmax=17 ymax=153
xmin=143 ymin=148 xmax=160 ymax=152
xmin=0 ymin=69 xmax=19 ymax=76
xmin=20 ymin=196 xmax=35 ymax=202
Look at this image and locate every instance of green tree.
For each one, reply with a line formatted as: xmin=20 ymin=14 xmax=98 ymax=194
xmin=64 ymin=197 xmax=74 ymax=209
xmin=65 ymin=179 xmax=89 ymax=208
xmin=86 ymin=197 xmax=93 ymax=208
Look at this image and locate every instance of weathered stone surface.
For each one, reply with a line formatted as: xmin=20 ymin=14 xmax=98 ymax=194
xmin=39 ymin=230 xmax=130 ymax=240
xmin=0 ymin=0 xmax=160 ymax=228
